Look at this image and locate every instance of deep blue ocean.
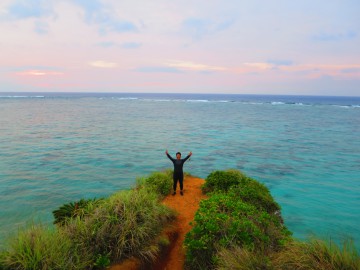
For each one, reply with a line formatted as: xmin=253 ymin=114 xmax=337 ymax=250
xmin=0 ymin=92 xmax=359 ymax=249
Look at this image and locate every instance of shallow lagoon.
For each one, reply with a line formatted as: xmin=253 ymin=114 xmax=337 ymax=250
xmin=1 ymin=93 xmax=359 ymax=249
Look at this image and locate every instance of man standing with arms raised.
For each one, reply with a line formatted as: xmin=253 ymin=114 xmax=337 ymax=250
xmin=166 ymin=150 xmax=192 ymax=196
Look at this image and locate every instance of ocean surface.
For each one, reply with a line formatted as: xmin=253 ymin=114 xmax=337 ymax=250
xmin=0 ymin=92 xmax=359 ymax=249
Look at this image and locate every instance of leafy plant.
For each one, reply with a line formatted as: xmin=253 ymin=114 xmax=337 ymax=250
xmin=94 ymin=253 xmax=111 ymax=269
xmin=52 ymin=198 xmax=103 ymax=226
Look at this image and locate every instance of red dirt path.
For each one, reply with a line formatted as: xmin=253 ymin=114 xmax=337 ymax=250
xmin=110 ymin=176 xmax=206 ymax=270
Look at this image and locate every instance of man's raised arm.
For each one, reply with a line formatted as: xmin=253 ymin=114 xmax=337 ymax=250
xmin=183 ymin=151 xmax=192 ymax=162
xmin=165 ymin=150 xmax=174 ymax=161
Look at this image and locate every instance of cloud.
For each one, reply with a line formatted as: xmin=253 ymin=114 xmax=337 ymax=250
xmin=135 ymin=66 xmax=182 ymax=73
xmin=72 ymin=0 xmax=137 ymax=34
xmin=96 ymin=41 xmax=117 ymax=48
xmin=244 ymin=62 xmax=273 ymax=70
xmin=182 ymin=17 xmax=235 ymax=39
xmin=95 ymin=41 xmax=142 ymax=49
xmin=3 ymin=65 xmax=63 ymax=72
xmin=312 ymin=31 xmax=357 ymax=42
xmin=15 ymin=70 xmax=63 ymax=76
xmin=34 ymin=20 xmax=48 ymax=34
xmin=7 ymin=0 xmax=53 ymax=19
xmin=341 ymin=67 xmax=360 ymax=74
xmin=4 ymin=1 xmax=53 ymax=35
xmin=267 ymin=59 xmax=294 ymax=66
xmin=166 ymin=60 xmax=226 ymax=72
xmin=121 ymin=42 xmax=142 ymax=49
xmin=89 ymin=60 xmax=118 ymax=68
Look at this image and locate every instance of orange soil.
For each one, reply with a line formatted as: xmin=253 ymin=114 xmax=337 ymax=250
xmin=110 ymin=176 xmax=206 ymax=270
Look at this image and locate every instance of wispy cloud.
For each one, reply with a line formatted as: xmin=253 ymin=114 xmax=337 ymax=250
xmin=89 ymin=60 xmax=118 ymax=68
xmin=96 ymin=41 xmax=117 ymax=48
xmin=95 ymin=41 xmax=142 ymax=49
xmin=73 ymin=0 xmax=137 ymax=34
xmin=244 ymin=62 xmax=273 ymax=70
xmin=4 ymin=65 xmax=63 ymax=72
xmin=341 ymin=67 xmax=360 ymax=74
xmin=312 ymin=31 xmax=357 ymax=42
xmin=34 ymin=20 xmax=48 ymax=34
xmin=121 ymin=42 xmax=142 ymax=49
xmin=129 ymin=61 xmax=227 ymax=74
xmin=0 ymin=1 xmax=358 ymax=95
xmin=135 ymin=66 xmax=182 ymax=73
xmin=267 ymin=59 xmax=294 ymax=66
xmin=15 ymin=70 xmax=63 ymax=76
xmin=166 ymin=60 xmax=227 ymax=72
xmin=7 ymin=0 xmax=53 ymax=19
xmin=182 ymin=17 xmax=235 ymax=39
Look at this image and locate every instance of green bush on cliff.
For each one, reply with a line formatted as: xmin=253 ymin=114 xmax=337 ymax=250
xmin=226 ymin=182 xmax=281 ymax=216
xmin=0 ymin=225 xmax=91 ymax=270
xmin=185 ymin=169 xmax=360 ymax=270
xmin=64 ymin=187 xmax=176 ymax=264
xmin=204 ymin=170 xmax=280 ymax=214
xmin=202 ymin=169 xmax=248 ymax=193
xmin=185 ymin=169 xmax=291 ymax=270
xmin=184 ymin=191 xmax=291 ymax=269
xmin=136 ymin=170 xmax=173 ymax=197
xmin=0 ymin=171 xmax=176 ymax=270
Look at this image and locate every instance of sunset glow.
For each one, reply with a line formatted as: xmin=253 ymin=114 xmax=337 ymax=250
xmin=0 ymin=0 xmax=359 ymax=95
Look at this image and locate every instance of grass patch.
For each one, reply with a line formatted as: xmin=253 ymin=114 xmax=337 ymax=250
xmin=0 ymin=224 xmax=91 ymax=270
xmin=216 ymin=245 xmax=271 ymax=270
xmin=64 ymin=187 xmax=176 ymax=264
xmin=0 ymin=170 xmax=176 ymax=269
xmin=136 ymin=170 xmax=173 ymax=197
xmin=271 ymin=238 xmax=360 ymax=270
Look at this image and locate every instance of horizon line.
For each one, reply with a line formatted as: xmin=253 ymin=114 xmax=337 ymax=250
xmin=1 ymin=91 xmax=360 ymax=98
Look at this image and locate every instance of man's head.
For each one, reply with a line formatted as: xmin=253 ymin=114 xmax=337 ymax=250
xmin=176 ymin=152 xmax=181 ymax=160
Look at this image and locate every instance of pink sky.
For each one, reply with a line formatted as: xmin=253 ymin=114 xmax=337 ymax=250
xmin=0 ymin=0 xmax=359 ymax=96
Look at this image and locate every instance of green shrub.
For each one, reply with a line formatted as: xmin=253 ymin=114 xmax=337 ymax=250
xmin=204 ymin=169 xmax=282 ymax=217
xmin=94 ymin=253 xmax=111 ymax=269
xmin=271 ymin=238 xmax=360 ymax=270
xmin=0 ymin=225 xmax=91 ymax=270
xmin=52 ymin=198 xmax=103 ymax=226
xmin=64 ymin=187 xmax=176 ymax=264
xmin=226 ymin=181 xmax=281 ymax=215
xmin=184 ymin=192 xmax=291 ymax=269
xmin=136 ymin=170 xmax=173 ymax=197
xmin=202 ymin=169 xmax=249 ymax=193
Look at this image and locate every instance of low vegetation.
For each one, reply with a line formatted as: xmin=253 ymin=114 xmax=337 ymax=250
xmin=1 ymin=169 xmax=359 ymax=270
xmin=271 ymin=238 xmax=360 ymax=270
xmin=0 ymin=171 xmax=176 ymax=269
xmin=185 ymin=169 xmax=360 ymax=270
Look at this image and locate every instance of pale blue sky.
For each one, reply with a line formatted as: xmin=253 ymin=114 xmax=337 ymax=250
xmin=0 ymin=0 xmax=359 ymax=95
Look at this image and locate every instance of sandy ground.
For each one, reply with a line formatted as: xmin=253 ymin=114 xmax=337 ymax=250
xmin=110 ymin=176 xmax=206 ymax=270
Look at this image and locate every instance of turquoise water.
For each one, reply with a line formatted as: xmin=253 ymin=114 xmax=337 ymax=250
xmin=1 ymin=93 xmax=359 ymax=249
